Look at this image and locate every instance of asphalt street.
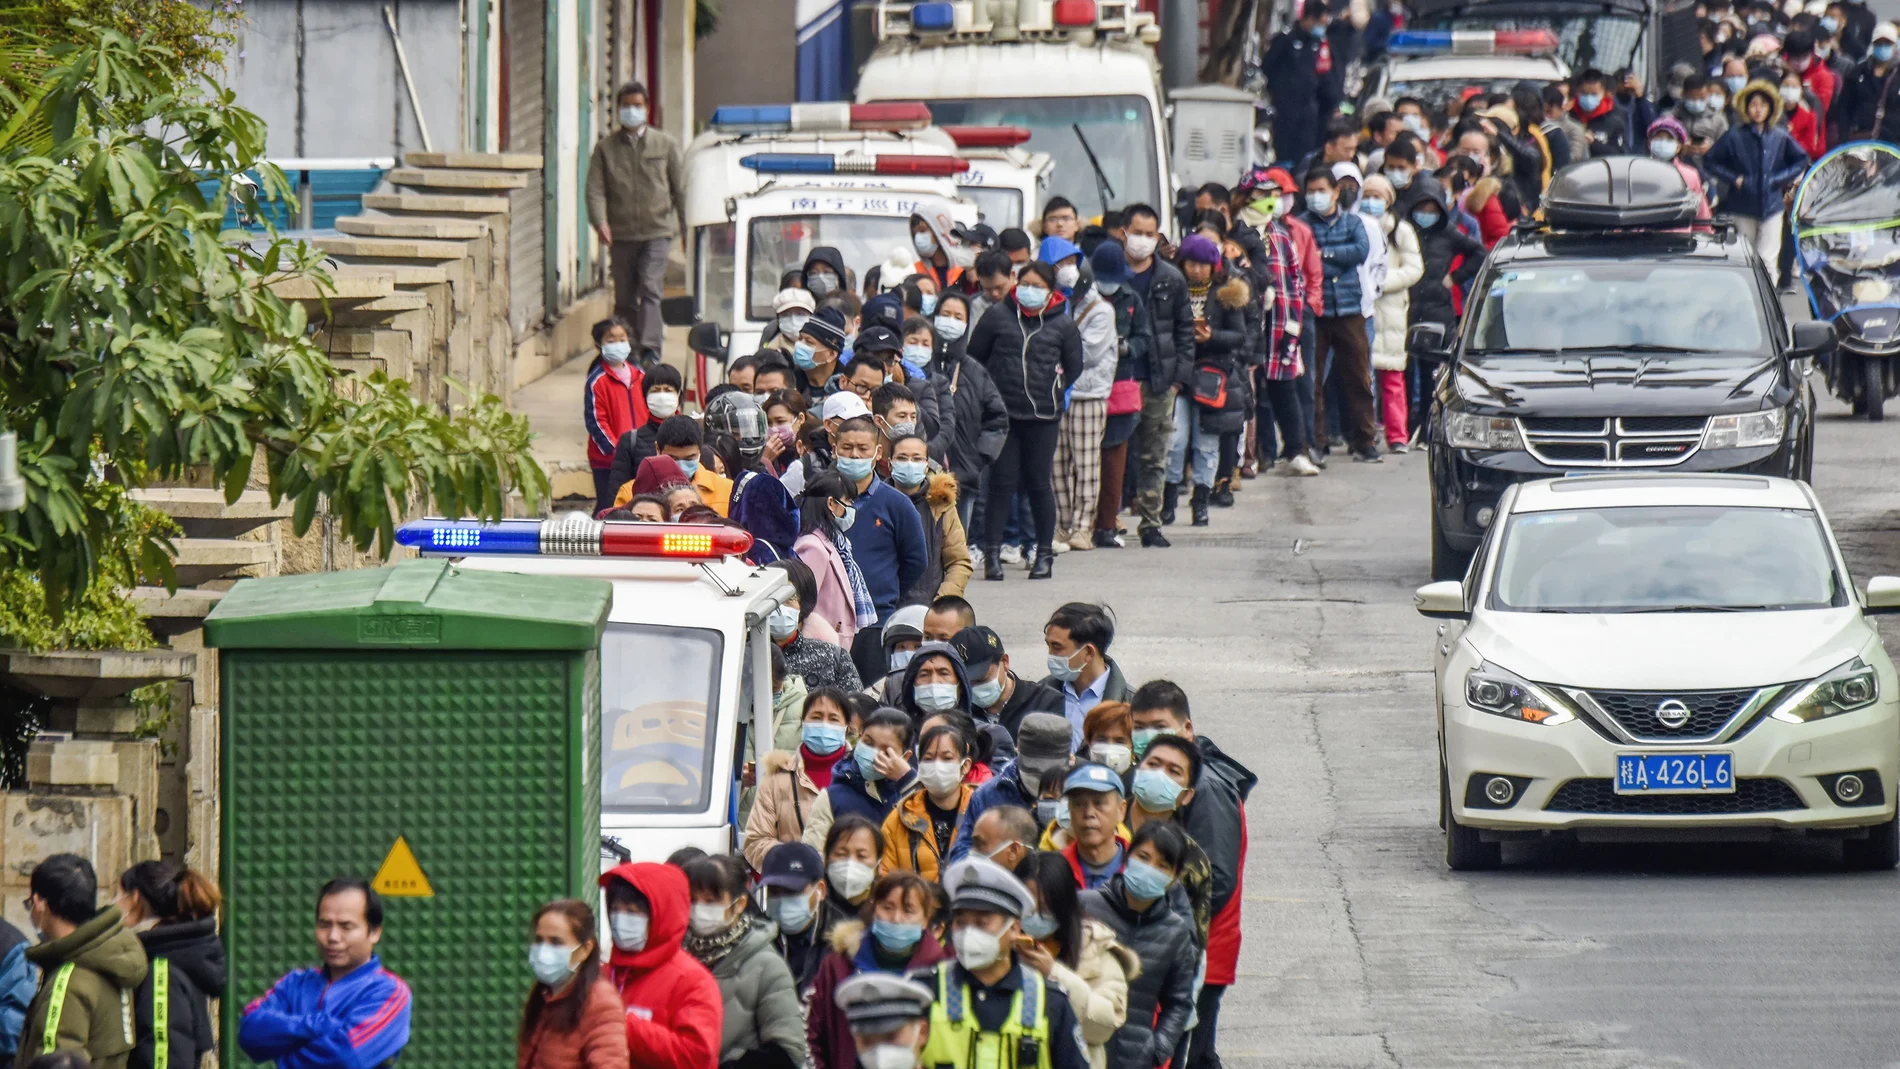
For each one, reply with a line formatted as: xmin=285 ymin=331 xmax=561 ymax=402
xmin=966 ymin=379 xmax=1900 ymax=1067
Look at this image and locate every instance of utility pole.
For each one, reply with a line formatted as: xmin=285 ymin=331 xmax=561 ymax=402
xmin=1161 ymin=0 xmax=1202 ymax=90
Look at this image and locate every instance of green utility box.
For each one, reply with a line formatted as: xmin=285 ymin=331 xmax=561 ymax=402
xmin=205 ymin=558 xmax=612 ymax=1069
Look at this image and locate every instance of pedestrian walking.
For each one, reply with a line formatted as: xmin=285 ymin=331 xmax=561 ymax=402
xmin=115 ymin=862 xmax=222 ymax=1069
xmin=237 ymin=876 xmax=409 ymax=1069
xmin=880 ymin=721 xmax=977 ymax=880
xmin=586 ymin=82 xmax=686 ymax=362
xmin=806 ymin=874 xmax=951 ymax=1069
xmin=681 ymin=857 xmax=807 ymax=1069
xmin=1298 ymin=168 xmax=1381 ymax=463
xmin=1014 ymin=854 xmax=1137 ymax=1069
xmin=1078 ymin=825 xmax=1197 ymax=1069
xmin=600 ymin=862 xmax=724 ymax=1069
xmin=518 ymin=899 xmax=629 ymax=1069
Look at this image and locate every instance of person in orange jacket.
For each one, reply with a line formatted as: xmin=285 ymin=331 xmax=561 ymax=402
xmin=600 ymin=862 xmax=723 ymax=1069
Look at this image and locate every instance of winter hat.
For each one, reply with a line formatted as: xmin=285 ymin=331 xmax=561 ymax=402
xmin=1178 ymin=233 xmax=1222 ymax=265
xmin=1089 ymin=241 xmax=1131 ymax=286
xmin=861 ymin=292 xmax=905 ymax=333
xmin=773 ymin=287 xmax=816 ymax=315
xmin=1361 ymin=174 xmax=1397 ymax=204
xmin=878 ymin=246 xmax=915 ymax=288
xmin=799 ymin=306 xmax=848 ymax=351
xmin=1037 ymin=234 xmax=1083 ymax=265
xmin=1648 ymin=115 xmax=1691 ymax=143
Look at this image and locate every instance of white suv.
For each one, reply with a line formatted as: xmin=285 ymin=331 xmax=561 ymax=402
xmin=1416 ymin=474 xmax=1900 ymax=870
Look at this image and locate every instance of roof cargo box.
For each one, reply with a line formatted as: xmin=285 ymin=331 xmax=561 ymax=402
xmin=1543 ymin=156 xmax=1699 ymax=229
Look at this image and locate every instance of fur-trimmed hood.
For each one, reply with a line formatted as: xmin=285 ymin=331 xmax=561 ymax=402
xmin=760 ymin=749 xmax=803 ymax=777
xmin=1736 ymin=78 xmax=1785 ymax=127
xmin=827 ymin=918 xmax=868 ymax=956
xmin=1466 ymin=176 xmax=1504 ymax=214
xmin=1215 ymin=276 xmax=1251 ymax=310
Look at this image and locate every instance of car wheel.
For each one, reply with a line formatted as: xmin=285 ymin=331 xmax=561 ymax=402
xmin=1863 ymin=357 xmax=1886 ymax=422
xmin=1843 ymin=811 xmax=1900 ymax=870
xmin=1430 ymin=505 xmax=1467 ymax=583
xmin=1442 ymin=762 xmax=1501 ymax=871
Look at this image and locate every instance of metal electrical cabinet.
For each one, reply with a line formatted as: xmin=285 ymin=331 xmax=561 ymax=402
xmin=204 ymin=558 xmax=613 ymax=1069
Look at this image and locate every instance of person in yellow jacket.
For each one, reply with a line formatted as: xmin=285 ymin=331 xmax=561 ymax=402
xmin=880 ymin=722 xmax=976 ymax=881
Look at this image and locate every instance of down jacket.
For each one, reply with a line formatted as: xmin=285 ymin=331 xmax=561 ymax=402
xmin=1371 ymin=217 xmax=1425 ymax=372
xmin=517 ymin=979 xmax=632 ymax=1069
xmin=1191 ymin=275 xmax=1258 ymax=436
xmin=742 ymin=749 xmax=821 ymax=871
xmin=967 ymin=289 xmax=1084 ymax=422
xmin=1080 ymin=876 xmax=1197 ymax=1069
xmin=1047 ymin=919 xmax=1141 ymax=1069
xmin=131 ymin=916 xmax=224 ymax=1069
xmin=900 ymin=472 xmax=971 ymax=604
xmin=806 ymin=922 xmax=951 ymax=1069
xmin=929 ymin=351 xmax=1009 ymax=486
xmin=22 ymin=907 xmax=149 ymax=1069
xmin=1702 ymin=81 xmax=1813 ymax=219
xmin=702 ymin=921 xmax=807 ymax=1067
xmin=1139 ymin=256 xmax=1198 ymax=389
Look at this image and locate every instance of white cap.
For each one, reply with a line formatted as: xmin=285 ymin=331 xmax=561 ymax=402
xmin=1875 ymin=21 xmax=1898 ymax=43
xmin=773 ymin=288 xmax=816 ymax=315
xmin=822 ymin=392 xmax=870 ymax=422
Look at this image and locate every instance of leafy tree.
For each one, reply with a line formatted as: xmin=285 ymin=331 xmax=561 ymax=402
xmin=0 ymin=25 xmax=547 ymax=613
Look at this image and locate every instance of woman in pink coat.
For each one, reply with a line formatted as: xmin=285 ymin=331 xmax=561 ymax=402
xmin=792 ymin=469 xmax=872 ymax=651
xmin=1648 ymin=117 xmax=1712 ymax=221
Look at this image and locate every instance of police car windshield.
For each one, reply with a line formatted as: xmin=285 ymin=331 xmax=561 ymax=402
xmin=600 ymin=623 xmax=724 ymax=813
xmin=748 ymin=215 xmax=914 ymax=320
xmin=960 ymin=185 xmax=1023 ymax=230
xmin=1467 ymin=264 xmax=1766 ymax=353
xmin=922 ymin=96 xmax=1159 ymax=218
xmin=1439 ymin=14 xmax=1643 ymax=73
xmin=1490 ymin=506 xmax=1843 ymax=613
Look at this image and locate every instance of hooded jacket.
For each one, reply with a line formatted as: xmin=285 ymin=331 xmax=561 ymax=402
xmin=899 ymin=472 xmax=971 ymax=604
xmin=1405 ymin=180 xmax=1487 ymax=332
xmin=801 ymin=247 xmax=850 ymax=295
xmin=893 ymin=643 xmax=974 ymax=723
xmin=700 ymin=920 xmax=806 ymax=1067
xmin=20 ymin=908 xmax=150 ymax=1069
xmin=1186 ymin=735 xmax=1258 ymax=986
xmin=966 ymin=289 xmax=1085 ymax=422
xmin=600 ymin=862 xmax=723 ymax=1069
xmin=1079 ymin=877 xmax=1198 ymax=1069
xmin=1703 ymin=82 xmax=1812 ymax=218
xmin=799 ymin=747 xmax=920 ymax=852
xmin=130 ymin=917 xmax=224 ymax=1069
xmin=805 ymin=921 xmax=951 ymax=1069
xmin=237 ymin=953 xmax=408 ymax=1069
xmin=987 ymin=670 xmax=1065 ymax=742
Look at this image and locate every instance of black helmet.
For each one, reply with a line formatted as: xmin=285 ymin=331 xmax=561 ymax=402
xmin=705 ymin=390 xmax=768 ymax=455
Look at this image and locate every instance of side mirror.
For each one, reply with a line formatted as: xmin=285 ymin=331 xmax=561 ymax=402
xmin=660 ymin=296 xmax=699 ymax=328
xmin=1790 ymin=319 xmax=1838 ymax=358
xmin=686 ymin=321 xmax=728 ymax=360
xmin=1408 ymin=322 xmax=1450 ymax=357
xmin=1865 ymin=575 xmax=1900 ymax=614
xmin=1414 ymin=580 xmax=1469 ymax=620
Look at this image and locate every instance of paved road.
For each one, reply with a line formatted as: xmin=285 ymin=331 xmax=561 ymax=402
xmin=965 ymin=384 xmax=1900 ymax=1067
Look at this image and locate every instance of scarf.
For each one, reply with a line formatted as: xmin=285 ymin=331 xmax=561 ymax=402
xmin=685 ymin=913 xmax=751 ymax=968
xmin=832 ymin=523 xmax=879 ymax=629
xmin=801 ymin=743 xmax=838 ymax=790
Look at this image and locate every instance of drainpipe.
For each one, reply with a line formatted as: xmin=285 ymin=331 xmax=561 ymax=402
xmin=1160 ymin=0 xmax=1200 ymax=91
xmin=544 ymin=0 xmax=561 ymax=321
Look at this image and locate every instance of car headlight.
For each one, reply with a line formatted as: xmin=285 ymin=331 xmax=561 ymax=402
xmin=1464 ymin=662 xmax=1576 ymax=725
xmin=1769 ymin=657 xmax=1880 ymax=724
xmin=1444 ymin=412 xmax=1524 ymax=451
xmin=1701 ymin=407 xmax=1786 ymax=450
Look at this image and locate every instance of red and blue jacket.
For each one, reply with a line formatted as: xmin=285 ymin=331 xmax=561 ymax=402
xmin=237 ymin=955 xmax=411 ymax=1069
xmin=585 ymin=359 xmax=649 ymax=470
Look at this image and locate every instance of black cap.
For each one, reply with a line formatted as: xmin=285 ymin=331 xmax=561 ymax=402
xmin=760 ymin=841 xmax=823 ymax=889
xmin=948 ymin=625 xmax=1004 ymax=676
xmin=952 ymin=222 xmax=998 ymax=249
xmin=856 ymin=324 xmax=902 ymax=353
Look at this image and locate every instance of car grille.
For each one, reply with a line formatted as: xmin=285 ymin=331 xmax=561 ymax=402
xmin=1545 ymin=778 xmax=1807 ymax=815
xmin=1518 ymin=416 xmax=1706 ymax=468
xmin=1585 ymin=688 xmax=1761 ymax=740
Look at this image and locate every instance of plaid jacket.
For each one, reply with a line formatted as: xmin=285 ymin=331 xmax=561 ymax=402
xmin=1262 ymin=221 xmax=1307 ymax=380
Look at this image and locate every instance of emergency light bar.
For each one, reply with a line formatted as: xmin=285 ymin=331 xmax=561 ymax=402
xmin=875 ymin=0 xmax=1157 ymax=43
xmin=739 ymin=153 xmax=970 ymax=176
xmin=942 ymin=125 xmax=1033 ymax=148
xmin=1387 ymin=29 xmax=1559 ymax=54
xmin=396 ymin=516 xmax=754 ymax=560
xmin=709 ymin=102 xmax=933 ymax=133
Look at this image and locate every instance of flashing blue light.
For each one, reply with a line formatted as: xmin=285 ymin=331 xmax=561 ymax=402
xmin=1388 ymin=30 xmax=1456 ymax=53
xmin=739 ymin=153 xmax=837 ymax=173
xmin=911 ymin=2 xmax=957 ymax=30
xmin=709 ymin=105 xmax=795 ymax=132
xmin=396 ymin=519 xmax=543 ymax=555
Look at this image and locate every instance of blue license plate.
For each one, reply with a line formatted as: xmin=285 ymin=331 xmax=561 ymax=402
xmin=1616 ymin=753 xmax=1734 ymax=794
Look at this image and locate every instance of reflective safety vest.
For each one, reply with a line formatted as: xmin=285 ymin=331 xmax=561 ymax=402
xmin=920 ymin=964 xmax=1052 ymax=1069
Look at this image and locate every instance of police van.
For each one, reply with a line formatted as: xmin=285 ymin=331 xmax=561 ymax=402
xmin=1362 ymin=29 xmax=1571 ymax=111
xmin=942 ymin=124 xmax=1055 ymax=231
xmin=396 ymin=514 xmax=792 ymax=861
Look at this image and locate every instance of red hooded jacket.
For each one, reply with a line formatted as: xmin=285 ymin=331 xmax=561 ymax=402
xmin=600 ymin=862 xmax=723 ymax=1069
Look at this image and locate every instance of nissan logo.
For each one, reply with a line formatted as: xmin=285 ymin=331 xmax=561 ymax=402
xmin=1655 ymin=699 xmax=1692 ymax=729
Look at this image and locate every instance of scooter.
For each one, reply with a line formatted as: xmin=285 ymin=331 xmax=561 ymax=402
xmin=1793 ymin=141 xmax=1900 ymax=421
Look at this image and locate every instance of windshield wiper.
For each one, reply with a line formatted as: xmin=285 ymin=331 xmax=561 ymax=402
xmin=1071 ymin=123 xmax=1117 ymax=218
xmin=1616 ymin=604 xmax=1777 ymax=613
xmin=1550 ymin=344 xmax=1700 ymax=354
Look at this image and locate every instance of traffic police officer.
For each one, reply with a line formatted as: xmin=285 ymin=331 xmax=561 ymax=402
xmin=837 ymin=973 xmax=935 ymax=1069
xmin=917 ymin=859 xmax=1091 ymax=1069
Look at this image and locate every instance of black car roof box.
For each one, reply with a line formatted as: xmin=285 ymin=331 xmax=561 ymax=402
xmin=1543 ymin=156 xmax=1699 ymax=229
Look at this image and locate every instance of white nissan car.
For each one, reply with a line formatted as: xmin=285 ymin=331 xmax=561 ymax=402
xmin=1417 ymin=474 xmax=1900 ymax=870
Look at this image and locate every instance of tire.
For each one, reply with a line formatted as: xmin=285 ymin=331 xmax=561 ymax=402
xmin=1863 ymin=356 xmax=1885 ymax=422
xmin=1442 ymin=762 xmax=1501 ymax=871
xmin=1843 ymin=810 xmax=1900 ymax=870
xmin=1430 ymin=505 xmax=1467 ymax=583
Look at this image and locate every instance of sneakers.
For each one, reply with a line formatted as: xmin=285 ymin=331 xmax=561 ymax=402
xmin=1140 ymin=528 xmax=1172 ymax=548
xmin=1387 ymin=441 xmax=1411 ymax=454
xmin=1285 ymin=454 xmax=1321 ymax=477
xmin=998 ymin=544 xmax=1025 ymax=566
xmin=1351 ymin=447 xmax=1384 ymax=463
xmin=1308 ymin=447 xmax=1328 ymax=470
xmin=1093 ymin=529 xmax=1124 ymax=548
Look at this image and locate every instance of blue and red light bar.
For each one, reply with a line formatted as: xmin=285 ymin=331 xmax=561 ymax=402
xmin=739 ymin=153 xmax=970 ymax=176
xmin=396 ymin=516 xmax=754 ymax=561
xmin=1388 ymin=29 xmax=1559 ymax=55
xmin=709 ymin=102 xmax=934 ymax=134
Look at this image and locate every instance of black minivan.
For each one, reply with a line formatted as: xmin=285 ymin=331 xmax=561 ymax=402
xmin=1418 ymin=157 xmax=1837 ymax=580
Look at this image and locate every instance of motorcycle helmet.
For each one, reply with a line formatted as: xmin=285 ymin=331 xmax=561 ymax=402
xmin=705 ymin=390 xmax=768 ymax=460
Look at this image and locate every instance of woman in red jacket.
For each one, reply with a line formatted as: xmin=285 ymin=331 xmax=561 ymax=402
xmin=1779 ymin=71 xmax=1827 ymax=160
xmin=519 ymin=898 xmax=630 ymax=1069
xmin=601 ymin=862 xmax=725 ymax=1069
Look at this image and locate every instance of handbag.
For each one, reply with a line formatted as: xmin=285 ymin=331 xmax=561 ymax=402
xmin=1191 ymin=364 xmax=1228 ymax=409
xmin=1107 ymin=378 xmax=1142 ymax=416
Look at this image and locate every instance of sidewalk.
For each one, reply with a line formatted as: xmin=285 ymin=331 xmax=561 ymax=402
xmin=514 ymin=323 xmax=693 ymax=505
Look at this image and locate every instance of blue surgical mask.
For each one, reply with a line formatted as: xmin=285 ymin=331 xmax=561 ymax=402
xmin=1309 ymin=21 xmax=1326 ymax=36
xmin=1020 ymin=912 xmax=1059 ymax=940
xmin=601 ymin=341 xmax=632 ymax=364
xmin=933 ymin=314 xmax=966 ymax=340
xmin=1122 ymin=858 xmax=1173 ymax=901
xmin=872 ymin=920 xmax=923 ymax=954
xmin=792 ymin=341 xmax=818 ymax=369
xmin=1362 ymin=199 xmax=1386 ymax=217
xmin=1650 ymin=138 xmax=1680 ymax=161
xmin=1878 ymin=42 xmax=1898 ymax=62
xmin=1383 ymin=167 xmax=1413 ymax=188
xmin=1683 ymin=97 xmax=1709 ymax=114
xmin=891 ymin=459 xmax=928 ymax=487
xmin=902 ymin=343 xmax=932 ymax=364
xmin=769 ymin=604 xmax=800 ymax=640
xmin=1822 ymin=14 xmax=1840 ymax=32
xmin=529 ymin=943 xmax=578 ymax=987
xmin=1305 ymin=191 xmax=1334 ymax=214
xmin=1132 ymin=768 xmax=1186 ymax=812
xmin=920 ymin=293 xmax=939 ymax=315
xmin=1411 ymin=210 xmax=1441 ymax=231
xmin=854 ymin=740 xmax=883 ymax=781
xmin=1046 ymin=648 xmax=1084 ymax=683
xmin=889 ymin=650 xmax=916 ymax=672
xmin=835 ymin=456 xmax=875 ymax=482
xmin=913 ymin=231 xmax=938 ymax=256
xmin=835 ymin=504 xmax=857 ymax=531
xmin=914 ymin=682 xmax=959 ymax=712
xmin=609 ymin=912 xmax=649 ymax=951
xmin=1016 ymin=285 xmax=1050 ymax=311
xmin=619 ymin=105 xmax=648 ymax=128
xmin=1132 ymin=727 xmax=1161 ymax=757
xmin=774 ymin=891 xmax=816 ymax=934
xmin=1576 ymin=92 xmax=1603 ymax=112
xmin=970 ymin=675 xmax=1004 ymax=708
xmin=802 ymin=722 xmax=846 ymax=755
xmin=1725 ymin=74 xmax=1747 ymax=94
xmin=676 ymin=457 xmax=700 ymax=478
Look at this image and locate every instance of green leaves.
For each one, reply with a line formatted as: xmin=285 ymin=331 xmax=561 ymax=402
xmin=0 ymin=23 xmax=545 ymax=615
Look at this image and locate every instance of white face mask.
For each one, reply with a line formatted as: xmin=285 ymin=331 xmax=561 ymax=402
xmin=609 ymin=911 xmax=648 ymax=951
xmin=864 ymin=1045 xmax=919 ymax=1069
xmin=619 ymin=104 xmax=648 ymax=128
xmin=953 ymin=924 xmax=1005 ymax=970
xmin=601 ymin=341 xmax=632 ymax=364
xmin=1124 ymin=233 xmax=1158 ymax=261
xmin=688 ymin=903 xmax=731 ymax=936
xmin=917 ymin=759 xmax=964 ymax=795
xmin=778 ymin=314 xmax=809 ymax=338
xmin=827 ymin=859 xmax=876 ymax=901
xmin=1089 ymin=742 xmax=1133 ymax=774
xmin=933 ymin=314 xmax=966 ymax=340
xmin=646 ymin=390 xmax=679 ymax=418
xmin=1055 ymin=263 xmax=1081 ymax=289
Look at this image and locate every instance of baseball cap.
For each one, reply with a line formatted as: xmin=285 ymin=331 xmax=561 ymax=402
xmin=759 ymin=841 xmax=823 ymax=889
xmin=1016 ymin=712 xmax=1073 ymax=776
xmin=773 ymin=288 xmax=816 ymax=315
xmin=1877 ymin=21 xmax=1898 ymax=42
xmin=822 ymin=392 xmax=871 ymax=422
xmin=1063 ymin=762 xmax=1127 ymax=797
xmin=952 ymin=222 xmax=998 ymax=249
xmin=856 ymin=324 xmax=902 ymax=353
xmin=948 ymin=625 xmax=1005 ymax=678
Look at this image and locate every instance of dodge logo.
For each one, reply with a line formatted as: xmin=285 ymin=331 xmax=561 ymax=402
xmin=1655 ymin=699 xmax=1692 ymax=729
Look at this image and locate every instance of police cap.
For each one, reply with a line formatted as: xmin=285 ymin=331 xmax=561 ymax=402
xmin=836 ymin=973 xmax=935 ymax=1035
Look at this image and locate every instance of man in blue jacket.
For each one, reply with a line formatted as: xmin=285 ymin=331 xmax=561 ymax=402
xmin=945 ymin=712 xmax=1075 ymax=864
xmin=1703 ymin=80 xmax=1811 ymax=284
xmin=1297 ymin=167 xmax=1380 ymax=463
xmin=832 ymin=415 xmax=928 ymax=681
xmin=238 ymin=877 xmax=411 ymax=1069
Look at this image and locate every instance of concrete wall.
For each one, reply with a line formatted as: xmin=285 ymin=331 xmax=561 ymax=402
xmin=694 ymin=0 xmax=795 ymax=125
xmin=227 ymin=0 xmax=465 ymax=158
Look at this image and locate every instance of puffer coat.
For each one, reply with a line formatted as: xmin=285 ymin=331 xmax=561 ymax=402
xmin=966 ymin=290 xmax=1084 ymax=422
xmin=1080 ymin=876 xmax=1197 ymax=1069
xmin=1191 ymin=274 xmax=1257 ymax=436
xmin=1371 ymin=216 xmax=1425 ymax=371
xmin=517 ymin=979 xmax=631 ymax=1069
xmin=703 ymin=921 xmax=807 ymax=1067
xmin=1046 ymin=919 xmax=1141 ymax=1069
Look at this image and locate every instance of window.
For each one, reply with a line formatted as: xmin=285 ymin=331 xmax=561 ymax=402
xmin=747 ymin=215 xmax=916 ymax=320
xmin=1467 ymin=264 xmax=1766 ymax=353
xmin=923 ymin=96 xmax=1160 ymax=219
xmin=696 ymin=224 xmax=737 ymax=331
xmin=960 ymin=185 xmax=1024 ymax=230
xmin=599 ymin=623 xmax=725 ymax=813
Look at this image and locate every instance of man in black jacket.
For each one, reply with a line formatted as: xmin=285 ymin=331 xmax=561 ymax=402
xmin=927 ymin=322 xmax=1010 ymax=532
xmin=1264 ymin=0 xmax=1337 ymax=167
xmin=1834 ymin=23 xmax=1900 ymax=140
xmin=1122 ymin=204 xmax=1195 ymax=549
xmin=950 ymin=625 xmax=1062 ymax=744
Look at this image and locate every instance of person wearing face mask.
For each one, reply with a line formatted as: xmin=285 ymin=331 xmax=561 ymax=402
xmin=810 ymin=874 xmax=953 ymax=1069
xmin=517 ymin=898 xmax=629 ymax=1069
xmin=794 ymin=470 xmax=873 ymax=652
xmin=605 ymin=362 xmax=682 ymax=508
xmin=1012 ymin=854 xmax=1136 ymax=1069
xmin=680 ymin=856 xmax=807 ymax=1069
xmin=909 ymin=215 xmax=968 ymax=294
xmin=1403 ymin=178 xmax=1484 ymax=445
xmin=1083 ymin=241 xmax=1159 ymax=545
xmin=746 ymin=686 xmax=859 ymax=868
xmin=1038 ymin=236 xmax=1086 ymax=302
xmin=585 ymin=316 xmax=651 ymax=516
xmin=1165 ymin=234 xmax=1254 ymax=523
xmin=945 ymin=713 xmax=1074 ymax=863
xmin=965 ymin=260 xmax=1083 ymax=581
xmin=801 ymin=247 xmax=850 ymax=303
xmin=114 ymin=861 xmax=222 ymax=1069
xmin=948 ymin=625 xmax=1064 ymax=748
xmin=1776 ymin=68 xmax=1828 ymax=159
xmin=768 ymin=556 xmax=860 ymax=681
xmin=801 ymin=710 xmax=920 ymax=850
xmin=1119 ymin=205 xmax=1196 ymax=547
xmin=1783 ymin=30 xmax=1839 ymax=117
xmin=1265 ymin=0 xmax=1338 ymax=168
xmin=887 ymin=434 xmax=972 ymax=606
xmin=832 ymin=974 xmax=936 ymax=1069
xmin=1121 ymin=741 xmax=1213 ymax=949
xmin=1646 ymin=117 xmax=1713 ymax=220
xmin=1040 ymin=602 xmax=1132 ymax=747
xmin=766 ymin=288 xmax=817 ymax=357
xmin=1360 ymin=174 xmax=1424 ymax=456
xmin=864 ymin=606 xmax=929 ymax=704
xmin=793 ymin=308 xmax=852 ymax=405
xmin=893 ymin=643 xmax=975 ymax=726
xmin=649 ymin=414 xmax=732 ymax=517
xmin=1673 ymin=73 xmax=1730 ymax=159
xmin=586 ymin=83 xmax=685 ymax=364
xmin=1837 ymin=22 xmax=1900 ymax=140
xmin=1297 ymin=168 xmax=1382 ymax=465
xmin=1047 ymin=233 xmax=1114 ymax=554
xmin=829 ymin=418 xmax=929 ymax=681
xmin=1078 ymin=701 xmax=1136 ymax=777
xmin=599 ymin=861 xmax=724 ymax=1069
xmin=1569 ymin=69 xmax=1632 ymax=156
xmin=1704 ymin=79 xmax=1811 ymax=274
xmin=1077 ymin=824 xmax=1197 ymax=1069
xmin=1539 ymin=83 xmax=1591 ymax=166
xmin=758 ymin=844 xmax=835 ymax=994
xmin=881 ymin=724 xmax=978 ymax=879
xmin=915 ymin=860 xmax=1091 ymax=1069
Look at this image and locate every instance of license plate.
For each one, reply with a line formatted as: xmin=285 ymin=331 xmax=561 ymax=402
xmin=1616 ymin=753 xmax=1734 ymax=794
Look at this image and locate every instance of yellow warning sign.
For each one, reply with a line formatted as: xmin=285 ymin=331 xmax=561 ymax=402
xmin=370 ymin=835 xmax=434 ymax=897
